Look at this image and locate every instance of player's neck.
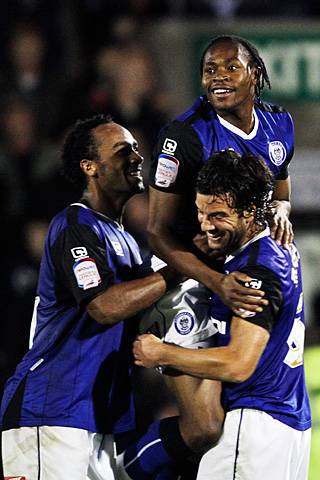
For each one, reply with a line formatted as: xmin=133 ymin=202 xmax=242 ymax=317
xmin=81 ymin=190 xmax=126 ymax=224
xmin=242 ymin=223 xmax=265 ymax=247
xmin=216 ymin=104 xmax=254 ymax=134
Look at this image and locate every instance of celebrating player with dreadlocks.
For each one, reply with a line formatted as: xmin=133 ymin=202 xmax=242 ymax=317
xmin=148 ymin=34 xmax=294 ymax=315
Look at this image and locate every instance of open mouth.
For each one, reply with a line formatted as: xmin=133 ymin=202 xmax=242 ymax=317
xmin=207 ymin=231 xmax=224 ymax=242
xmin=211 ymin=87 xmax=234 ymax=97
xmin=127 ymin=168 xmax=143 ymax=178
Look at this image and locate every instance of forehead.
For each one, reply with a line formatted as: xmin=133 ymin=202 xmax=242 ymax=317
xmin=203 ymin=40 xmax=250 ymax=64
xmin=196 ymin=192 xmax=234 ymax=211
xmin=93 ymin=122 xmax=135 ymax=150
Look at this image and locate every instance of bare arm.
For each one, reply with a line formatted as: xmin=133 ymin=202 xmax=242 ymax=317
xmin=133 ymin=318 xmax=270 ymax=383
xmin=271 ymin=177 xmax=293 ymax=247
xmin=147 ymin=186 xmax=268 ymax=315
xmin=86 ymin=268 xmax=173 ymax=325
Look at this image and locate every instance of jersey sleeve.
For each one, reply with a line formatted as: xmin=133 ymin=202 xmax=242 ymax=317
xmin=277 ymin=111 xmax=294 ymax=180
xmin=52 ymin=224 xmax=115 ymax=306
xmin=149 ymin=120 xmax=203 ymax=194
xmin=237 ymin=265 xmax=283 ymax=332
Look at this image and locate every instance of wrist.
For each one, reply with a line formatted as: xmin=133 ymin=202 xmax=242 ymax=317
xmin=157 ymin=267 xmax=181 ymax=291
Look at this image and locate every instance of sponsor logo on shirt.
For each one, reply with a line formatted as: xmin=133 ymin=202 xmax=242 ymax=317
xmin=268 ymin=141 xmax=286 ymax=165
xmin=244 ymin=279 xmax=262 ymax=290
xmin=210 ymin=318 xmax=227 ymax=334
xmin=71 ymin=246 xmax=88 ymax=259
xmin=174 ymin=311 xmax=195 ymax=335
xmin=162 ymin=138 xmax=177 ymax=155
xmin=73 ymin=257 xmax=101 ymax=290
xmin=155 ymin=154 xmax=179 ymax=187
xmin=238 ymin=278 xmax=263 ymax=317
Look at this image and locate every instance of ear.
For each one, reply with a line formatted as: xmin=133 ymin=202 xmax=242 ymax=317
xmin=80 ymin=159 xmax=97 ymax=178
xmin=251 ymin=65 xmax=259 ymax=85
xmin=243 ymin=205 xmax=256 ymax=220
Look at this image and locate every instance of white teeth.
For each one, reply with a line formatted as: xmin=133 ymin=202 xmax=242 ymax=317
xmin=213 ymin=89 xmax=231 ymax=94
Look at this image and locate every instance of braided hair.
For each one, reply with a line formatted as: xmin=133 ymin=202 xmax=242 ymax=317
xmin=62 ymin=114 xmax=113 ymax=190
xmin=196 ymin=150 xmax=274 ymax=226
xmin=199 ymin=35 xmax=271 ymax=98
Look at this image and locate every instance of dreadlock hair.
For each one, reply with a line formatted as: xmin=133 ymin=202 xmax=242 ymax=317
xmin=196 ymin=150 xmax=274 ymax=226
xmin=62 ymin=113 xmax=113 ymax=189
xmin=199 ymin=35 xmax=271 ymax=98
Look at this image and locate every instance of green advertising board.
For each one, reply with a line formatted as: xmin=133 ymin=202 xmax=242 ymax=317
xmin=193 ymin=32 xmax=320 ymax=102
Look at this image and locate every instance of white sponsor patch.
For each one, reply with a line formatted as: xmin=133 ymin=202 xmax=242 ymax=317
xmin=71 ymin=246 xmax=88 ymax=259
xmin=268 ymin=141 xmax=286 ymax=166
xmin=111 ymin=240 xmax=124 ymax=256
xmin=73 ymin=257 xmax=101 ymax=290
xmin=244 ymin=279 xmax=262 ymax=290
xmin=155 ymin=154 xmax=179 ymax=187
xmin=174 ymin=311 xmax=195 ymax=335
xmin=162 ymin=138 xmax=177 ymax=155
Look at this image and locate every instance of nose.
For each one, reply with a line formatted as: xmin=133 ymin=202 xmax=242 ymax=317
xmin=200 ymin=215 xmax=215 ymax=232
xmin=132 ymin=150 xmax=144 ymax=164
xmin=213 ymin=66 xmax=229 ymax=81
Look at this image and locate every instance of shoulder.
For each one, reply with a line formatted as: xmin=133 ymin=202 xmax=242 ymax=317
xmin=255 ymin=99 xmax=294 ymax=137
xmin=47 ymin=203 xmax=104 ymax=246
xmin=255 ymin=99 xmax=289 ymax=114
xmin=162 ymin=96 xmax=212 ymax=136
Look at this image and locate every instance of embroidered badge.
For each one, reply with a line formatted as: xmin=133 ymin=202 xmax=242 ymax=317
xmin=174 ymin=311 xmax=195 ymax=335
xmin=155 ymin=154 xmax=179 ymax=187
xmin=73 ymin=257 xmax=101 ymax=290
xmin=268 ymin=141 xmax=286 ymax=166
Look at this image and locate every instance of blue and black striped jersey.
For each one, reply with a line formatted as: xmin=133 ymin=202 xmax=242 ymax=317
xmin=210 ymin=229 xmax=311 ymax=431
xmin=150 ymin=96 xmax=294 ymax=240
xmin=1 ymin=202 xmax=151 ymax=434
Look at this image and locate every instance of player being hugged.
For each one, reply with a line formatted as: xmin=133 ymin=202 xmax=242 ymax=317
xmin=134 ymin=149 xmax=311 ymax=480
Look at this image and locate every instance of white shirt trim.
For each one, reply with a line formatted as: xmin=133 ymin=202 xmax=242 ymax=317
xmin=70 ymin=202 xmax=124 ymax=231
xmin=225 ymin=227 xmax=270 ymax=264
xmin=217 ymin=108 xmax=259 ymax=140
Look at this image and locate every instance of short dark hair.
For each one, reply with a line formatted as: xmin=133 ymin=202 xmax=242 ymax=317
xmin=62 ymin=114 xmax=113 ymax=189
xmin=200 ymin=35 xmax=271 ymax=98
xmin=196 ymin=150 xmax=274 ymax=225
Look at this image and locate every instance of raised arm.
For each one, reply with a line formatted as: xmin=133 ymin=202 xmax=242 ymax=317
xmin=271 ymin=177 xmax=293 ymax=247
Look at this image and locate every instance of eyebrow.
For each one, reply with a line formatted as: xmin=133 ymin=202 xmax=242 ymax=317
xmin=113 ymin=141 xmax=130 ymax=149
xmin=204 ymin=56 xmax=241 ymax=64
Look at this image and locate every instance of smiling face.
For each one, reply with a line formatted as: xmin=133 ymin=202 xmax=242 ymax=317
xmin=91 ymin=122 xmax=144 ymax=196
xmin=196 ymin=192 xmax=254 ymax=257
xmin=201 ymin=39 xmax=257 ymax=116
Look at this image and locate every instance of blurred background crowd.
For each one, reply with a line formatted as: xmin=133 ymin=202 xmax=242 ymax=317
xmin=0 ymin=1 xmax=319 ymax=476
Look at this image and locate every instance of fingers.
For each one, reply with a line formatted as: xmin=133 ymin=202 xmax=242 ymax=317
xmin=233 ymin=293 xmax=268 ymax=306
xmin=271 ymin=218 xmax=294 ymax=248
xmin=229 ymin=272 xmax=267 ymax=301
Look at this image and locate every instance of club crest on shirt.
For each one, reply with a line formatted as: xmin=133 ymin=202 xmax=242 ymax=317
xmin=73 ymin=257 xmax=101 ymax=290
xmin=268 ymin=141 xmax=286 ymax=166
xmin=162 ymin=137 xmax=177 ymax=155
xmin=174 ymin=311 xmax=195 ymax=335
xmin=155 ymin=154 xmax=179 ymax=187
